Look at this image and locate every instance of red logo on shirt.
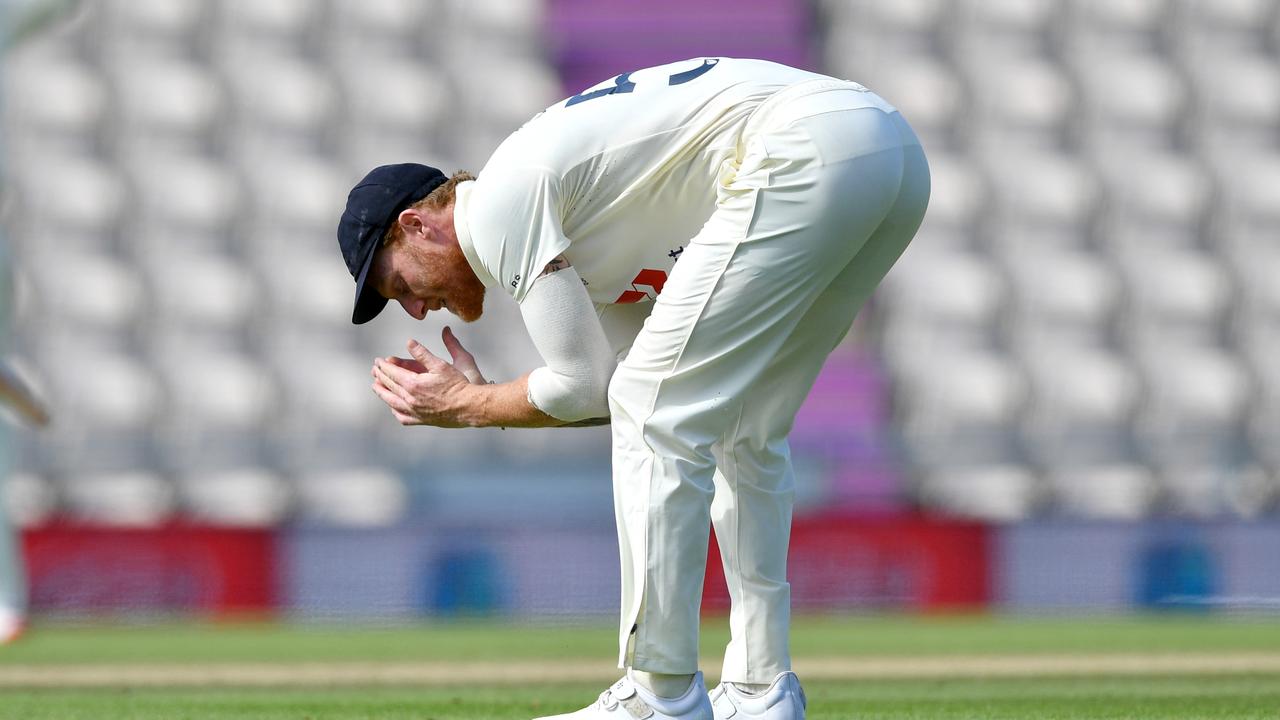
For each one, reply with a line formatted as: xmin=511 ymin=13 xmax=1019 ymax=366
xmin=615 ymin=269 xmax=667 ymax=304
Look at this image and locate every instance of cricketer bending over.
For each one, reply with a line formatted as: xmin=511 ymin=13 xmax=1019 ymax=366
xmin=337 ymin=57 xmax=929 ymax=720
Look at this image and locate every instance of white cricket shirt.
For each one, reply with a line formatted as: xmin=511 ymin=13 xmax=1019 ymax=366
xmin=454 ymin=57 xmax=833 ymax=306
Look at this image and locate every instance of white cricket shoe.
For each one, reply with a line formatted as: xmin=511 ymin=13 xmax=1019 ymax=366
xmin=534 ymin=671 xmax=713 ymax=720
xmin=709 ymin=672 xmax=807 ymax=720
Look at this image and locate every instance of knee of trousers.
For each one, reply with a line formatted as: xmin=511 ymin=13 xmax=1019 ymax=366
xmin=608 ymin=364 xmax=713 ymax=457
xmin=607 ymin=360 xmax=655 ymax=420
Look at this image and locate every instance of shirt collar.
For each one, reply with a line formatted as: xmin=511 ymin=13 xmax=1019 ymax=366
xmin=453 ymin=180 xmax=496 ymax=288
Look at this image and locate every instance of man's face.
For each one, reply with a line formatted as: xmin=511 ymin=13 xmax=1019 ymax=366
xmin=371 ymin=233 xmax=486 ymax=323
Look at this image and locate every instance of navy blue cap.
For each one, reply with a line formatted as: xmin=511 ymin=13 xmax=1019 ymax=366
xmin=338 ymin=163 xmax=448 ymax=324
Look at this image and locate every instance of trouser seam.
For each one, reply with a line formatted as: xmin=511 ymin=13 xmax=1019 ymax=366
xmin=721 ymin=404 xmax=749 ymax=680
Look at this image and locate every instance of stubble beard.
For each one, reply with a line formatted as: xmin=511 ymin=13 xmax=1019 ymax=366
xmin=436 ymin=241 xmax=486 ymax=323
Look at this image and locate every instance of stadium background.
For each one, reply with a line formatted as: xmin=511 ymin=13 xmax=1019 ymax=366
xmin=1 ymin=0 xmax=1279 ymax=625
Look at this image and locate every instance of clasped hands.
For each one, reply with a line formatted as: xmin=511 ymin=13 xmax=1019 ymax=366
xmin=371 ymin=326 xmax=488 ymax=428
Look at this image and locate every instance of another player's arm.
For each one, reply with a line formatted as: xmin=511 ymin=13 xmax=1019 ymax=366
xmin=0 ymin=362 xmax=49 ymax=427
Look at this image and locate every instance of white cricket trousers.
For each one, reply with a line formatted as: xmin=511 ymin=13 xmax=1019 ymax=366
xmin=606 ymin=79 xmax=930 ymax=683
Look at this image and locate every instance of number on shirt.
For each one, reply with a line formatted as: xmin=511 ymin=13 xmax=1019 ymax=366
xmin=565 ymin=72 xmax=636 ymax=107
xmin=565 ymin=59 xmax=720 ymax=108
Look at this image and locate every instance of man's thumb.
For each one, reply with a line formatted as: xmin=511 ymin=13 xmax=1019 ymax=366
xmin=407 ymin=339 xmax=442 ymax=368
xmin=442 ymin=326 xmax=470 ymax=362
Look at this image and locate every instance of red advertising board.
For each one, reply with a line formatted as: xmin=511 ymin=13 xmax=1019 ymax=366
xmin=22 ymin=524 xmax=276 ymax=614
xmin=704 ymin=513 xmax=991 ymax=612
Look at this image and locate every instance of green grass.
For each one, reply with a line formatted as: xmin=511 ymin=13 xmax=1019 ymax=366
xmin=4 ymin=614 xmax=1279 ymax=665
xmin=2 ymin=615 xmax=1279 ymax=718
xmin=2 ymin=676 xmax=1278 ymax=720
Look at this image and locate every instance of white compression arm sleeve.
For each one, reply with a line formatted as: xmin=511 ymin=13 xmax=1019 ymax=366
xmin=521 ymin=267 xmax=616 ymax=422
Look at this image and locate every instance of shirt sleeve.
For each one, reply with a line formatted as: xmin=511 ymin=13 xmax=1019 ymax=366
xmin=466 ymin=165 xmax=572 ymax=304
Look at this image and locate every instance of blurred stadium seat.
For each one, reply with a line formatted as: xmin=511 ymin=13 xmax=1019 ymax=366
xmin=1134 ymin=341 xmax=1252 ymax=450
xmin=1046 ymin=463 xmax=1158 ymax=520
xmin=1005 ymin=243 xmax=1121 ymax=343
xmin=988 ymin=150 xmax=1101 ymax=245
xmin=1099 ymin=151 xmax=1215 ymax=248
xmin=917 ymin=463 xmax=1042 ymax=521
xmin=858 ymin=57 xmax=966 ymax=151
xmin=98 ymin=0 xmax=209 ymax=51
xmin=220 ymin=51 xmax=339 ymax=156
xmin=1075 ymin=50 xmax=1189 ymax=152
xmin=446 ymin=0 xmax=545 ymax=38
xmin=327 ymin=0 xmax=430 ymax=52
xmin=0 ymin=471 xmax=57 ymax=527
xmin=1119 ymin=245 xmax=1233 ymax=345
xmin=45 ymin=348 xmax=160 ymax=431
xmin=1219 ymin=155 xmax=1280 ymax=250
xmin=28 ymin=247 xmax=145 ymax=333
xmin=217 ymin=0 xmax=322 ymax=56
xmin=960 ymin=0 xmax=1066 ymax=57
xmin=178 ymin=467 xmax=292 ymax=527
xmin=294 ymin=466 xmax=407 ymax=528
xmin=1068 ymin=0 xmax=1173 ymax=55
xmin=880 ymin=245 xmax=1005 ymax=330
xmin=968 ymin=55 xmax=1076 ymax=152
xmin=1179 ymin=0 xmax=1279 ymax=54
xmin=1022 ymin=342 xmax=1140 ymax=432
xmin=60 ymin=469 xmax=173 ymax=527
xmin=259 ymin=244 xmax=357 ymax=329
xmin=154 ymin=349 xmax=275 ymax=431
xmin=337 ymin=56 xmax=454 ymax=165
xmin=1159 ymin=462 xmax=1275 ymax=518
xmin=125 ymin=153 xmax=242 ymax=248
xmin=912 ymin=152 xmax=990 ymax=241
xmin=9 ymin=153 xmax=126 ymax=242
xmin=108 ymin=56 xmax=226 ymax=153
xmin=1 ymin=49 xmax=106 ymax=148
xmin=892 ymin=346 xmax=1029 ymax=456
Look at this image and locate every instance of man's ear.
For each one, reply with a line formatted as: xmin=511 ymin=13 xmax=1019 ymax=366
xmin=396 ymin=207 xmax=425 ymax=239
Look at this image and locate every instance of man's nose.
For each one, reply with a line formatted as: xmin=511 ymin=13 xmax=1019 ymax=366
xmin=399 ymin=297 xmax=427 ymax=320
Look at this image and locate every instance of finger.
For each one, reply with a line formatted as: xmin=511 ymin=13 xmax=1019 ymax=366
xmin=385 ymin=356 xmax=429 ymax=374
xmin=407 ymin=339 xmax=449 ymax=371
xmin=376 ymin=356 xmax=424 ymax=387
xmin=381 ymin=396 xmax=418 ymax=426
xmin=372 ymin=380 xmax=413 ymax=413
xmin=441 ymin=326 xmax=474 ymax=363
xmin=442 ymin=328 xmax=485 ymax=383
xmin=373 ymin=361 xmax=416 ymax=401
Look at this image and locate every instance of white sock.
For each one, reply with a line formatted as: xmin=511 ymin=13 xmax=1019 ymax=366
xmin=730 ymin=682 xmax=771 ymax=696
xmin=630 ymin=669 xmax=695 ymax=699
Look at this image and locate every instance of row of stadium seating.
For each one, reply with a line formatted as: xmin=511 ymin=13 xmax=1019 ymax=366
xmin=4 ymin=0 xmax=1279 ymax=525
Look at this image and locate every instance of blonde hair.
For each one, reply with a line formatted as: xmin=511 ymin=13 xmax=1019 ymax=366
xmin=382 ymin=170 xmax=475 ymax=246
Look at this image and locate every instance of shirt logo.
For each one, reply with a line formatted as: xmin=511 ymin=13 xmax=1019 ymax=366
xmin=615 ymin=269 xmax=667 ymax=304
